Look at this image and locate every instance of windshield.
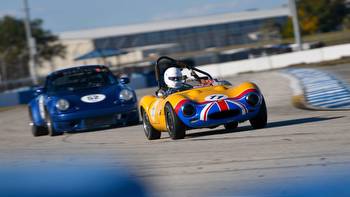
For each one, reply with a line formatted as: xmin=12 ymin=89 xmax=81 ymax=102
xmin=46 ymin=68 xmax=117 ymax=93
xmin=155 ymin=56 xmax=214 ymax=91
xmin=180 ymin=68 xmax=212 ymax=88
xmin=164 ymin=68 xmax=232 ymax=92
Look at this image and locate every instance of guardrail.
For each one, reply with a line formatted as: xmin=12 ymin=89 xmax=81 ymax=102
xmin=0 ymin=89 xmax=34 ymax=107
xmin=1 ymin=43 xmax=350 ymax=108
xmin=199 ymin=43 xmax=350 ymax=77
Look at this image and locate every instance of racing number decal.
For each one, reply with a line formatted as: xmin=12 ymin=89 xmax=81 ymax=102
xmin=87 ymin=95 xmax=99 ymax=101
xmin=209 ymin=95 xmax=224 ymax=100
xmin=81 ymin=94 xmax=106 ymax=103
xmin=150 ymin=100 xmax=160 ymax=121
xmin=152 ymin=99 xmax=165 ymax=124
xmin=205 ymin=94 xmax=228 ymax=101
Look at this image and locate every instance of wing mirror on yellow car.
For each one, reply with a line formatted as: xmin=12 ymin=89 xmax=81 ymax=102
xmin=156 ymin=89 xmax=165 ymax=98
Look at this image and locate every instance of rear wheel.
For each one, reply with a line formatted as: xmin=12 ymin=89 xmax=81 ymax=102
xmin=249 ymin=99 xmax=267 ymax=129
xmin=165 ymin=103 xmax=186 ymax=140
xmin=142 ymin=109 xmax=161 ymax=140
xmin=45 ymin=110 xmax=63 ymax=136
xmin=224 ymin=121 xmax=238 ymax=131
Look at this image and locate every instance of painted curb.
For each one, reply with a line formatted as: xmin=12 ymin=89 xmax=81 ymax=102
xmin=280 ymin=72 xmax=350 ymax=111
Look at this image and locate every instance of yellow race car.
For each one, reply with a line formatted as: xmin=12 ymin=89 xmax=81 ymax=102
xmin=139 ymin=56 xmax=267 ymax=140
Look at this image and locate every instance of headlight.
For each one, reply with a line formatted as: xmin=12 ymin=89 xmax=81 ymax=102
xmin=55 ymin=99 xmax=70 ymax=111
xmin=245 ymin=93 xmax=260 ymax=107
xmin=182 ymin=103 xmax=196 ymax=117
xmin=119 ymin=89 xmax=134 ymax=101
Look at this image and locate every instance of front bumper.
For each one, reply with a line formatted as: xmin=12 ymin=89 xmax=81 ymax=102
xmin=177 ymin=97 xmax=261 ymax=129
xmin=51 ymin=104 xmax=139 ymax=132
xmin=184 ymin=109 xmax=258 ymax=128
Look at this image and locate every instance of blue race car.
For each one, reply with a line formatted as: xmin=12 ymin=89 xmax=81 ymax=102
xmin=28 ymin=65 xmax=139 ymax=136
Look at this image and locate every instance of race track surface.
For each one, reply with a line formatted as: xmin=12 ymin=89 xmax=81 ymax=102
xmin=1 ymin=64 xmax=350 ymax=196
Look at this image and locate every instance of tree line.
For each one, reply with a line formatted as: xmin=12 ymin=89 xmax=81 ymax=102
xmin=0 ymin=0 xmax=349 ymax=85
xmin=0 ymin=16 xmax=65 ymax=83
xmin=282 ymin=0 xmax=350 ymax=38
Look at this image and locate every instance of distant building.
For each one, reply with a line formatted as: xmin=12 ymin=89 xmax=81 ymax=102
xmin=40 ymin=8 xmax=290 ymax=75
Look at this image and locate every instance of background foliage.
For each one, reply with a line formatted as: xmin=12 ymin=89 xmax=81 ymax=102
xmin=0 ymin=16 xmax=65 ymax=81
xmin=282 ymin=0 xmax=349 ymax=38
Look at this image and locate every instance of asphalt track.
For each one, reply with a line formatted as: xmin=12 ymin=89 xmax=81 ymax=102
xmin=1 ymin=64 xmax=350 ymax=196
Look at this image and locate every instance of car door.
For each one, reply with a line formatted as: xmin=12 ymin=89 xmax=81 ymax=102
xmin=147 ymin=96 xmax=164 ymax=125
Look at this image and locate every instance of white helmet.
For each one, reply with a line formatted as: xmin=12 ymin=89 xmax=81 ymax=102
xmin=164 ymin=67 xmax=184 ymax=88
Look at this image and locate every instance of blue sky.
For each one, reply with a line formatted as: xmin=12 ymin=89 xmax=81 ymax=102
xmin=0 ymin=0 xmax=287 ymax=33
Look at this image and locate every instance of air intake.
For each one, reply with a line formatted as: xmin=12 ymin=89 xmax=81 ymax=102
xmin=208 ymin=109 xmax=240 ymax=120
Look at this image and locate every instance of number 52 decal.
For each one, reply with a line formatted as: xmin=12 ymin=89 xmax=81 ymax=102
xmin=81 ymin=94 xmax=106 ymax=103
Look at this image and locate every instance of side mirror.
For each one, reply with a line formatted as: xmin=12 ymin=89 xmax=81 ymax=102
xmin=33 ymin=86 xmax=45 ymax=96
xmin=156 ymin=89 xmax=165 ymax=98
xmin=120 ymin=77 xmax=130 ymax=84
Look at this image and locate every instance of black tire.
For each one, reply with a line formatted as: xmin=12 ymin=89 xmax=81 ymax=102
xmin=45 ymin=110 xmax=63 ymax=136
xmin=28 ymin=108 xmax=48 ymax=137
xmin=31 ymin=125 xmax=48 ymax=137
xmin=224 ymin=121 xmax=238 ymax=131
xmin=165 ymin=103 xmax=186 ymax=140
xmin=249 ymin=99 xmax=268 ymax=129
xmin=142 ymin=109 xmax=161 ymax=140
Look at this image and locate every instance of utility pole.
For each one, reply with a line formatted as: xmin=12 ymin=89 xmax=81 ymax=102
xmin=23 ymin=0 xmax=38 ymax=84
xmin=289 ymin=0 xmax=302 ymax=51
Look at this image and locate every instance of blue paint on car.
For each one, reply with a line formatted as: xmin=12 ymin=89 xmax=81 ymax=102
xmin=28 ymin=65 xmax=139 ymax=136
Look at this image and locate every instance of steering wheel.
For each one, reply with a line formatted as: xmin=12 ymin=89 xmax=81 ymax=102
xmin=182 ymin=83 xmax=193 ymax=89
xmin=190 ymin=69 xmax=200 ymax=80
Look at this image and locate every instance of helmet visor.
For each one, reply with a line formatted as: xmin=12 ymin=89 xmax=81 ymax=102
xmin=168 ymin=76 xmax=185 ymax=81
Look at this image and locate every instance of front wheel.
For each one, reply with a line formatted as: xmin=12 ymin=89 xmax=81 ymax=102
xmin=29 ymin=109 xmax=48 ymax=137
xmin=249 ymin=99 xmax=267 ymax=129
xmin=165 ymin=103 xmax=186 ymax=140
xmin=31 ymin=125 xmax=48 ymax=137
xmin=45 ymin=110 xmax=63 ymax=136
xmin=142 ymin=109 xmax=161 ymax=140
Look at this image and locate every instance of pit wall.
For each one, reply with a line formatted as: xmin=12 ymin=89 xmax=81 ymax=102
xmin=199 ymin=43 xmax=350 ymax=78
xmin=1 ymin=43 xmax=350 ymax=107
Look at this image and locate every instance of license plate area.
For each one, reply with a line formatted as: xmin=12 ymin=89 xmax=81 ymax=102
xmin=85 ymin=115 xmax=114 ymax=127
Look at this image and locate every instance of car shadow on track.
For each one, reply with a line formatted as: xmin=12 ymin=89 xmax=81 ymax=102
xmin=65 ymin=121 xmax=142 ymax=135
xmin=185 ymin=116 xmax=344 ymax=140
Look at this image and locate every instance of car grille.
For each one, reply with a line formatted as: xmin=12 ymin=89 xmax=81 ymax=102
xmin=208 ymin=109 xmax=241 ymax=120
xmin=85 ymin=115 xmax=114 ymax=127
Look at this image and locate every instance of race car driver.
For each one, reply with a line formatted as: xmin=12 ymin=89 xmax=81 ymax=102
xmin=164 ymin=67 xmax=187 ymax=95
xmin=163 ymin=67 xmax=214 ymax=96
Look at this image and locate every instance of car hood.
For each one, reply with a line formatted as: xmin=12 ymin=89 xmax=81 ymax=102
xmin=170 ymin=84 xmax=258 ymax=103
xmin=48 ymin=85 xmax=123 ymax=110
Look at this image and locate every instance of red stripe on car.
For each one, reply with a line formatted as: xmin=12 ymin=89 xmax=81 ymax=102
xmin=203 ymin=102 xmax=215 ymax=121
xmin=175 ymin=100 xmax=188 ymax=114
xmin=216 ymin=100 xmax=229 ymax=111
